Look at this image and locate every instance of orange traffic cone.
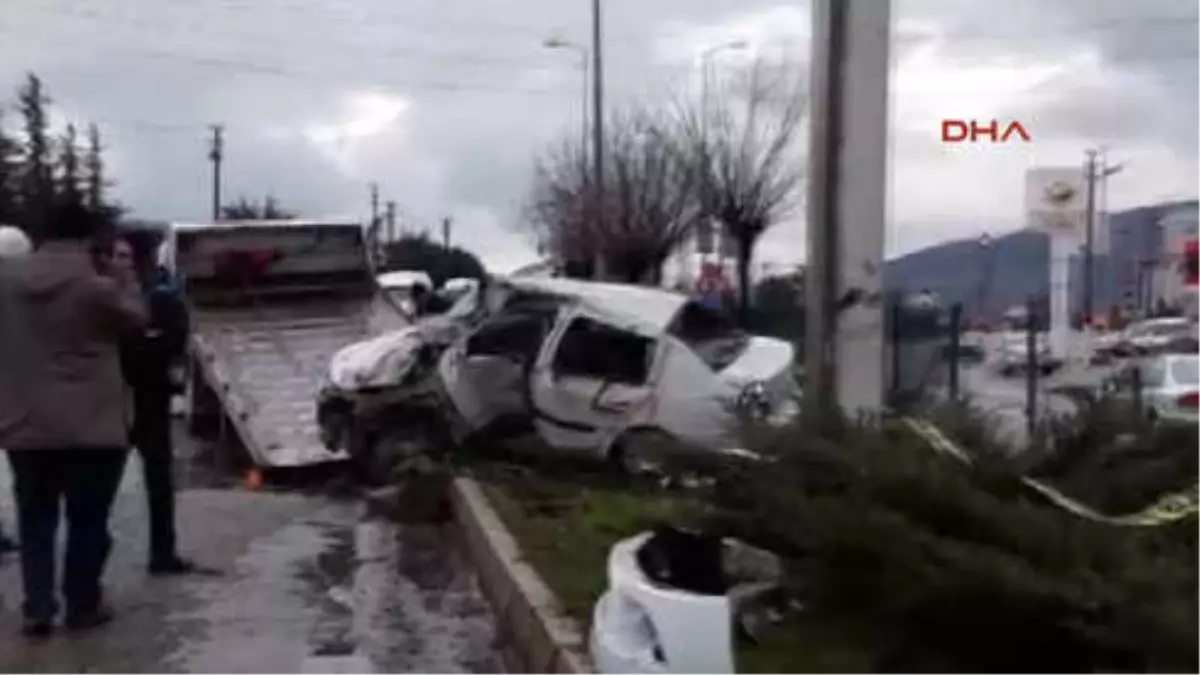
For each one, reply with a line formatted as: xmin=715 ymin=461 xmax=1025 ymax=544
xmin=244 ymin=468 xmax=264 ymax=491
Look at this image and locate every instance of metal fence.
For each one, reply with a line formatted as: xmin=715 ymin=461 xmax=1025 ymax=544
xmin=886 ymin=298 xmax=965 ymax=413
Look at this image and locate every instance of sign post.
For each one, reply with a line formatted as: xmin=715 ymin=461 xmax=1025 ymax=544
xmin=1025 ymin=167 xmax=1087 ymax=362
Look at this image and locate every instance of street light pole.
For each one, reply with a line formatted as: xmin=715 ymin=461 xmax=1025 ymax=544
xmin=590 ymin=0 xmax=606 ymax=279
xmin=698 ymin=40 xmax=748 ymax=265
xmin=1082 ymin=149 xmax=1098 ymax=327
xmin=543 ymin=39 xmax=589 ymax=175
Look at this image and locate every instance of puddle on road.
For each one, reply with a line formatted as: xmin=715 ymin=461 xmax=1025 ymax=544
xmin=167 ymin=501 xmax=501 ymax=674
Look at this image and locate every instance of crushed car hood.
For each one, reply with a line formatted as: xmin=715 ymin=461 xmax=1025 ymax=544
xmin=718 ymin=336 xmax=797 ymax=401
xmin=328 ymin=286 xmax=484 ymax=391
xmin=328 ymin=324 xmax=430 ymax=390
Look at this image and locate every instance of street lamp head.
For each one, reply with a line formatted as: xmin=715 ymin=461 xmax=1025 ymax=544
xmin=727 ymin=39 xmax=750 ymax=50
xmin=543 ymin=37 xmax=567 ymax=48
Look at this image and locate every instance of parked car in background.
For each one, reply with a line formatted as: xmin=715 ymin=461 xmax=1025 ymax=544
xmin=1103 ymin=353 xmax=1199 ymax=425
xmin=1095 ymin=317 xmax=1194 ymax=359
xmin=997 ymin=332 xmax=1062 ymax=377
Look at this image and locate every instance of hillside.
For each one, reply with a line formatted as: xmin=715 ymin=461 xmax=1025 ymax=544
xmin=885 ymin=200 xmax=1198 ymax=318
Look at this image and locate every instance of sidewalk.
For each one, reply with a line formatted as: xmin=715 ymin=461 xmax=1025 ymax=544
xmin=0 ymin=445 xmax=500 ymax=672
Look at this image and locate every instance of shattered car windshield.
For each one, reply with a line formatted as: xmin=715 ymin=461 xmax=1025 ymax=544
xmin=667 ymin=301 xmax=750 ymax=371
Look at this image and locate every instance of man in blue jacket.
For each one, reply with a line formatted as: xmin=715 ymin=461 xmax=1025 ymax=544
xmin=106 ymin=230 xmax=198 ymax=575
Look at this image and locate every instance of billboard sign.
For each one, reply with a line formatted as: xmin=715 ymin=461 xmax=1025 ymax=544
xmin=1184 ymin=239 xmax=1198 ymax=289
xmin=1025 ymin=167 xmax=1086 ymax=240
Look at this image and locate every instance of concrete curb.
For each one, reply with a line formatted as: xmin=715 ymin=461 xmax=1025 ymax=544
xmin=449 ymin=477 xmax=592 ymax=674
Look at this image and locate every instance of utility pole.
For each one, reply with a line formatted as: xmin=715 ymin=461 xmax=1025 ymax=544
xmin=1082 ymin=149 xmax=1098 ymax=327
xmin=803 ymin=0 xmax=892 ymax=425
xmin=208 ymin=124 xmax=224 ymax=221
xmin=370 ymin=182 xmax=380 ymax=227
xmin=590 ymin=0 xmax=606 ymax=280
xmin=442 ymin=216 xmax=452 ymax=249
xmin=385 ymin=201 xmax=396 ymax=243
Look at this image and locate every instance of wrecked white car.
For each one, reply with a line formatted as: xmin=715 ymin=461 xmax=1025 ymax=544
xmin=316 ymin=282 xmax=487 ymax=479
xmin=317 ymin=276 xmax=800 ymax=477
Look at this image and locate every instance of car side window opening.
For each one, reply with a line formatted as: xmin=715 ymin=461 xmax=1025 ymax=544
xmin=466 ymin=306 xmax=557 ymax=359
xmin=552 ymin=316 xmax=654 ymax=385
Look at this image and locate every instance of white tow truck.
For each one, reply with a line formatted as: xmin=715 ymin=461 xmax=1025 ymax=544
xmin=166 ymin=219 xmax=405 ymax=469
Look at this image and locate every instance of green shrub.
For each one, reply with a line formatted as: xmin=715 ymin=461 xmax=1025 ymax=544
xmin=693 ymin=417 xmax=1197 ymax=672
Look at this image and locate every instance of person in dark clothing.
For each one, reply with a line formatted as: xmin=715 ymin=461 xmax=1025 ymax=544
xmin=0 ymin=204 xmax=146 ymax=638
xmin=104 ymin=231 xmax=199 ymax=576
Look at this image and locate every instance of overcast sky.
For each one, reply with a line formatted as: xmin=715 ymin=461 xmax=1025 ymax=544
xmin=0 ymin=0 xmax=1196 ymax=270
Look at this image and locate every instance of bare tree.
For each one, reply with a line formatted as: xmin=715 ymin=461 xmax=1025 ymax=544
xmin=221 ymin=194 xmax=297 ymax=220
xmin=678 ymin=57 xmax=807 ymax=319
xmin=528 ymin=107 xmax=703 ymax=284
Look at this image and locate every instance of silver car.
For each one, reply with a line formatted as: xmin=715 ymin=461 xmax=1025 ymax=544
xmin=1106 ymin=354 xmax=1199 ymax=425
xmin=997 ymin=332 xmax=1062 ymax=377
xmin=1108 ymin=318 xmax=1194 ymax=357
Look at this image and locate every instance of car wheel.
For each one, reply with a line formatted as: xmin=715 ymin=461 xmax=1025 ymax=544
xmin=607 ymin=429 xmax=674 ymax=477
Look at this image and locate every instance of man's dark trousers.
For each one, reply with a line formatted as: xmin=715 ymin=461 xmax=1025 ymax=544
xmin=132 ymin=385 xmax=178 ymax=566
xmin=6 ymin=448 xmax=127 ymax=621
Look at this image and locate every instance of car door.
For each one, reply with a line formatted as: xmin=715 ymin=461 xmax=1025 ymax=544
xmin=438 ymin=302 xmax=559 ymax=432
xmin=528 ymin=308 xmax=659 ymax=454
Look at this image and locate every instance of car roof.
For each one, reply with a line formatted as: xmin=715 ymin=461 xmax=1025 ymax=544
xmin=171 ymin=219 xmax=361 ymax=233
xmin=505 ymin=277 xmax=689 ymax=332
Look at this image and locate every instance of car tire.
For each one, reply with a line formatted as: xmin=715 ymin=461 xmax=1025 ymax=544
xmin=607 ymin=428 xmax=674 ymax=477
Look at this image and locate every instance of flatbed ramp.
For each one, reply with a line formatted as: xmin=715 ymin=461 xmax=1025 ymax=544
xmin=172 ymin=219 xmax=396 ymax=470
xmin=193 ymin=301 xmax=379 ymax=467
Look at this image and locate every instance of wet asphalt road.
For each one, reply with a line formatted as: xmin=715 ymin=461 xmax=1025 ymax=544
xmin=0 ymin=428 xmax=501 ymax=673
xmin=959 ymin=331 xmax=1118 ymax=446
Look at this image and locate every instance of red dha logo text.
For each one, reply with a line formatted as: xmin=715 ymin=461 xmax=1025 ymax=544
xmin=941 ymin=119 xmax=1032 ymax=143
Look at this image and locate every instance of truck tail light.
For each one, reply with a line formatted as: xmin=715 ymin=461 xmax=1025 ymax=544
xmin=1178 ymin=392 xmax=1199 ymax=409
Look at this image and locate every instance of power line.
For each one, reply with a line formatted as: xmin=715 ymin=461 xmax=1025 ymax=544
xmin=178 ymin=0 xmax=569 ymax=39
xmin=0 ymin=7 xmax=571 ymax=71
xmin=0 ymin=26 xmax=575 ymax=96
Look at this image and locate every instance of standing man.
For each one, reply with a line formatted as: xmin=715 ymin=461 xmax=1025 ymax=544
xmin=0 ymin=225 xmax=34 ymax=555
xmin=106 ymin=229 xmax=199 ymax=575
xmin=0 ymin=204 xmax=146 ymax=637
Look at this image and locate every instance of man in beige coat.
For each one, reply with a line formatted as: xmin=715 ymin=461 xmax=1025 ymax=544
xmin=0 ymin=204 xmax=146 ymax=638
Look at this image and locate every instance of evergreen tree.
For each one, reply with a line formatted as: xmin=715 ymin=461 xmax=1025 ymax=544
xmin=0 ymin=108 xmax=19 ymax=225
xmin=16 ymin=73 xmax=53 ymax=237
xmin=82 ymin=122 xmax=105 ymax=211
xmin=55 ymin=123 xmax=82 ymax=208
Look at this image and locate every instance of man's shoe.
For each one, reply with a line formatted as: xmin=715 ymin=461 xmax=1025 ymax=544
xmin=149 ymin=557 xmax=200 ymax=576
xmin=0 ymin=535 xmax=18 ymax=554
xmin=64 ymin=606 xmax=114 ymax=631
xmin=20 ymin=618 xmax=53 ymax=639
